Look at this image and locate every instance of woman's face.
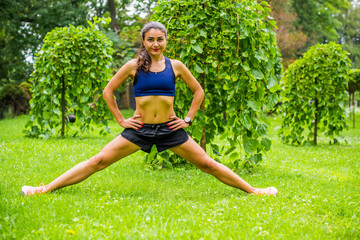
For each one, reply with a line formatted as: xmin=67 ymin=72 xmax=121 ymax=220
xmin=143 ymin=28 xmax=167 ymax=56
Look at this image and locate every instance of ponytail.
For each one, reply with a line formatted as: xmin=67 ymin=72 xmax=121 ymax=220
xmin=137 ymin=43 xmax=152 ymax=72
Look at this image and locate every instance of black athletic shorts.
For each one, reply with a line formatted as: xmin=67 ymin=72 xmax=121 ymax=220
xmin=120 ymin=120 xmax=189 ymax=153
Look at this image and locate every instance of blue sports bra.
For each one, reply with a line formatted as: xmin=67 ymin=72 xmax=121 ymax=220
xmin=133 ymin=57 xmax=175 ymax=97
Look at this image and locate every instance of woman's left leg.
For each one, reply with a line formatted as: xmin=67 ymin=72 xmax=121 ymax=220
xmin=170 ymin=137 xmax=256 ymax=194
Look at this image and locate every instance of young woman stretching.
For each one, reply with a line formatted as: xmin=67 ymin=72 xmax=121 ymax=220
xmin=22 ymin=22 xmax=277 ymax=197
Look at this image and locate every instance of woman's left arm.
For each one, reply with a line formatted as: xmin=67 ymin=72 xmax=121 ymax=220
xmin=169 ymin=60 xmax=205 ymax=131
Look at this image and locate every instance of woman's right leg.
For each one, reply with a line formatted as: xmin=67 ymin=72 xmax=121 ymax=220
xmin=41 ymin=135 xmax=141 ymax=193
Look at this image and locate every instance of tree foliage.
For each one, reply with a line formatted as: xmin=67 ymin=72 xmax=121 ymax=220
xmin=267 ymin=0 xmax=359 ymax=68
xmin=348 ymin=69 xmax=360 ymax=128
xmin=24 ymin=18 xmax=114 ymax=138
xmin=337 ymin=1 xmax=360 ymax=68
xmin=279 ymin=42 xmax=351 ymax=145
xmin=266 ymin=0 xmax=308 ymax=68
xmin=150 ymin=0 xmax=282 ymax=170
xmin=293 ymin=0 xmax=350 ymax=44
xmin=0 ymin=0 xmax=90 ymax=84
xmin=0 ymin=82 xmax=30 ymax=119
xmin=349 ymin=69 xmax=360 ymax=93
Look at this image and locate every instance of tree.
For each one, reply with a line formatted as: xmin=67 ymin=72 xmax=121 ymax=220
xmin=0 ymin=0 xmax=90 ymax=84
xmin=105 ymin=0 xmax=158 ymax=34
xmin=338 ymin=0 xmax=360 ymax=68
xmin=348 ymin=69 xmax=360 ymax=128
xmin=267 ymin=0 xmax=308 ymax=68
xmin=150 ymin=0 xmax=282 ymax=170
xmin=108 ymin=0 xmax=121 ymax=33
xmin=292 ymin=0 xmax=350 ymax=46
xmin=24 ymin=18 xmax=114 ymax=138
xmin=279 ymin=42 xmax=351 ymax=145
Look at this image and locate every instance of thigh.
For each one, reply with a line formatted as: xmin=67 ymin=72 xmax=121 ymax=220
xmin=97 ymin=135 xmax=141 ymax=166
xmin=169 ymin=136 xmax=210 ymax=167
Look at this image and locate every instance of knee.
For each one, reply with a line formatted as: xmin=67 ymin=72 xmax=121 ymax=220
xmin=198 ymin=157 xmax=220 ymax=174
xmin=87 ymin=154 xmax=107 ymax=171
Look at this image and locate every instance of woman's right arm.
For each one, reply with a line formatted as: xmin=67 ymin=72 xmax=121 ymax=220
xmin=102 ymin=59 xmax=143 ymax=130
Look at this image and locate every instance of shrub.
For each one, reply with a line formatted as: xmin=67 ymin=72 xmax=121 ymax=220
xmin=0 ymin=83 xmax=29 ymax=118
xmin=24 ymin=18 xmax=114 ymax=138
xmin=278 ymin=42 xmax=351 ymax=145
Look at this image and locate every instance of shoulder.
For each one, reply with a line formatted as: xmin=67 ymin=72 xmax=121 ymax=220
xmin=169 ymin=58 xmax=195 ymax=80
xmin=122 ymin=59 xmax=138 ymax=76
xmin=169 ymin=59 xmax=187 ymax=72
xmin=126 ymin=59 xmax=138 ymax=69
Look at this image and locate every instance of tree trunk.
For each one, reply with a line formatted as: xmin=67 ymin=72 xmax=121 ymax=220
xmin=11 ymin=101 xmax=15 ymax=118
xmin=121 ymin=88 xmax=130 ymax=109
xmin=223 ymin=111 xmax=227 ymax=120
xmin=61 ymin=76 xmax=65 ymax=138
xmin=200 ymin=73 xmax=206 ymax=152
xmin=108 ymin=0 xmax=120 ymax=33
xmin=353 ymin=92 xmax=356 ymax=128
xmin=200 ymin=103 xmax=206 ymax=152
xmin=314 ymin=97 xmax=318 ymax=145
xmin=349 ymin=94 xmax=352 ymax=121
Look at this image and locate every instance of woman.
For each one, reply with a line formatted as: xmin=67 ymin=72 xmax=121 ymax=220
xmin=22 ymin=22 xmax=277 ymax=196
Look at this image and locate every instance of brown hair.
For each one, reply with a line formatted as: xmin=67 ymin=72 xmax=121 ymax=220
xmin=136 ymin=22 xmax=167 ymax=72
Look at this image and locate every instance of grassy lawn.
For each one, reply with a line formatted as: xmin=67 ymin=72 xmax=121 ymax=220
xmin=0 ymin=111 xmax=359 ymax=239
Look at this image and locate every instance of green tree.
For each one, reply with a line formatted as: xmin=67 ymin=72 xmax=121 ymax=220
xmin=348 ymin=69 xmax=360 ymax=128
xmin=279 ymin=42 xmax=351 ymax=145
xmin=0 ymin=0 xmax=90 ymax=84
xmin=0 ymin=0 xmax=158 ymax=85
xmin=24 ymin=18 xmax=114 ymax=138
xmin=292 ymin=0 xmax=350 ymax=45
xmin=266 ymin=0 xmax=308 ymax=69
xmin=338 ymin=0 xmax=360 ymax=68
xmin=150 ymin=0 xmax=282 ymax=170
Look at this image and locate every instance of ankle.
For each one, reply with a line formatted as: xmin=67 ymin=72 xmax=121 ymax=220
xmin=43 ymin=184 xmax=52 ymax=193
xmin=248 ymin=187 xmax=257 ymax=194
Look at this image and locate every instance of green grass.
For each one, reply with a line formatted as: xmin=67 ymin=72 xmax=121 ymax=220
xmin=1 ymin=111 xmax=359 ymax=239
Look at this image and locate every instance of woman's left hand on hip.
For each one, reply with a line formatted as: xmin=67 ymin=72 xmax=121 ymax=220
xmin=167 ymin=116 xmax=189 ymax=131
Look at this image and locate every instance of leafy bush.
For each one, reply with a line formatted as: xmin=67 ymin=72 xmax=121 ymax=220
xmin=0 ymin=82 xmax=30 ymax=119
xmin=279 ymin=42 xmax=351 ymax=145
xmin=149 ymin=0 xmax=282 ymax=170
xmin=24 ymin=18 xmax=114 ymax=138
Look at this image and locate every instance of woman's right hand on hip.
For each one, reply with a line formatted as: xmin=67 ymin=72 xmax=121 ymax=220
xmin=119 ymin=115 xmax=144 ymax=130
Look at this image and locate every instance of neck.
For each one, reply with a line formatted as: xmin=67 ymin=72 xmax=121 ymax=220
xmin=150 ymin=54 xmax=164 ymax=63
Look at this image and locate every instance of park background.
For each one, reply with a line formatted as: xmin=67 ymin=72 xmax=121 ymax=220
xmin=1 ymin=0 xmax=359 ymax=239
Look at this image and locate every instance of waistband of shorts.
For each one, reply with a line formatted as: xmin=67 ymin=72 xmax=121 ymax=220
xmin=142 ymin=120 xmax=174 ymax=128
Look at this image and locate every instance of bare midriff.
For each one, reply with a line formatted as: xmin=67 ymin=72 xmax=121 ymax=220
xmin=134 ymin=95 xmax=176 ymax=124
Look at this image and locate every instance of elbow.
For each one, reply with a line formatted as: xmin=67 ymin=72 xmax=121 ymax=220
xmin=102 ymin=90 xmax=107 ymax=99
xmin=194 ymin=88 xmax=205 ymax=104
xmin=102 ymin=87 xmax=112 ymax=97
xmin=199 ymin=88 xmax=205 ymax=101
